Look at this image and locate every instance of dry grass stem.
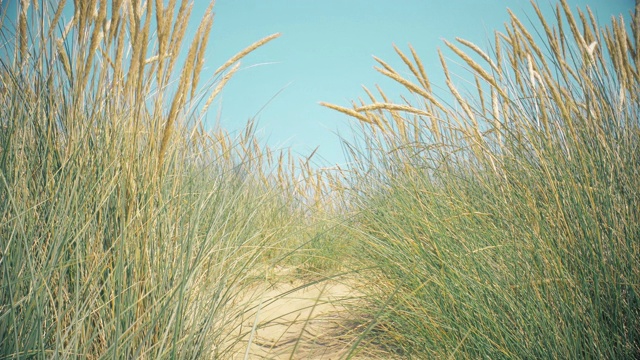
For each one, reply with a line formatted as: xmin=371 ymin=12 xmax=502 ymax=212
xmin=215 ymin=33 xmax=281 ymax=76
xmin=354 ymin=103 xmax=431 ymax=117
xmin=319 ymin=102 xmax=380 ymax=127
xmin=201 ymin=63 xmax=241 ymax=116
xmin=375 ymin=67 xmax=448 ymax=113
xmin=444 ymin=40 xmax=508 ymax=99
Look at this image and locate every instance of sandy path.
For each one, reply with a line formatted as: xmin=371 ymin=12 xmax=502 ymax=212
xmin=229 ymin=269 xmax=371 ymax=359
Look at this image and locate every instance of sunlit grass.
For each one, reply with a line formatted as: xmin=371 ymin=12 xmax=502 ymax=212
xmin=1 ymin=0 xmax=638 ymax=359
xmin=326 ymin=0 xmax=640 ymax=358
xmin=0 ymin=1 xmax=327 ymax=358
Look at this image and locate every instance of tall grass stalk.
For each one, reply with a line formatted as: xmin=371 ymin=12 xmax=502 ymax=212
xmin=326 ymin=1 xmax=640 ymax=358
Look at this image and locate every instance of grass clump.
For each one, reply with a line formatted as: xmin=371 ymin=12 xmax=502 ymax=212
xmin=324 ymin=1 xmax=640 ymax=358
xmin=0 ymin=1 xmax=312 ymax=358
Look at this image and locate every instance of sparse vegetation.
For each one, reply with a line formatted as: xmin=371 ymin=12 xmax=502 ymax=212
xmin=1 ymin=0 xmax=638 ymax=359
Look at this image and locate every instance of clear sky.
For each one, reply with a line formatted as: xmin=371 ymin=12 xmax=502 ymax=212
xmin=1 ymin=1 xmax=635 ymax=167
xmin=200 ymin=0 xmax=635 ymax=167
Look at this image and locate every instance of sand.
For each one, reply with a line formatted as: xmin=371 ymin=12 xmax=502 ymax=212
xmin=227 ymin=267 xmax=372 ymax=359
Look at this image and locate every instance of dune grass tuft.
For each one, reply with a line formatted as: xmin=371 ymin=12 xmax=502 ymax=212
xmin=0 ymin=1 xmax=318 ymax=358
xmin=325 ymin=0 xmax=640 ymax=358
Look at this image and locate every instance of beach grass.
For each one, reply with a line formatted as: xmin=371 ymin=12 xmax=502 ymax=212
xmin=325 ymin=0 xmax=640 ymax=358
xmin=0 ymin=1 xmax=320 ymax=358
xmin=1 ymin=0 xmax=639 ymax=359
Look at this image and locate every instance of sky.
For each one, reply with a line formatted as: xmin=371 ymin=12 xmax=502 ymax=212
xmin=1 ymin=0 xmax=636 ymax=167
xmin=200 ymin=0 xmax=635 ymax=167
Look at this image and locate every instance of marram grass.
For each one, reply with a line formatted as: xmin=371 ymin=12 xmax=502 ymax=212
xmin=326 ymin=0 xmax=640 ymax=358
xmin=1 ymin=0 xmax=639 ymax=359
xmin=0 ymin=1 xmax=314 ymax=359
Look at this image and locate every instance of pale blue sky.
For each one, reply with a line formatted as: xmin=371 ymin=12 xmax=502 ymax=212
xmin=1 ymin=1 xmax=635 ymax=166
xmin=200 ymin=0 xmax=635 ymax=166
